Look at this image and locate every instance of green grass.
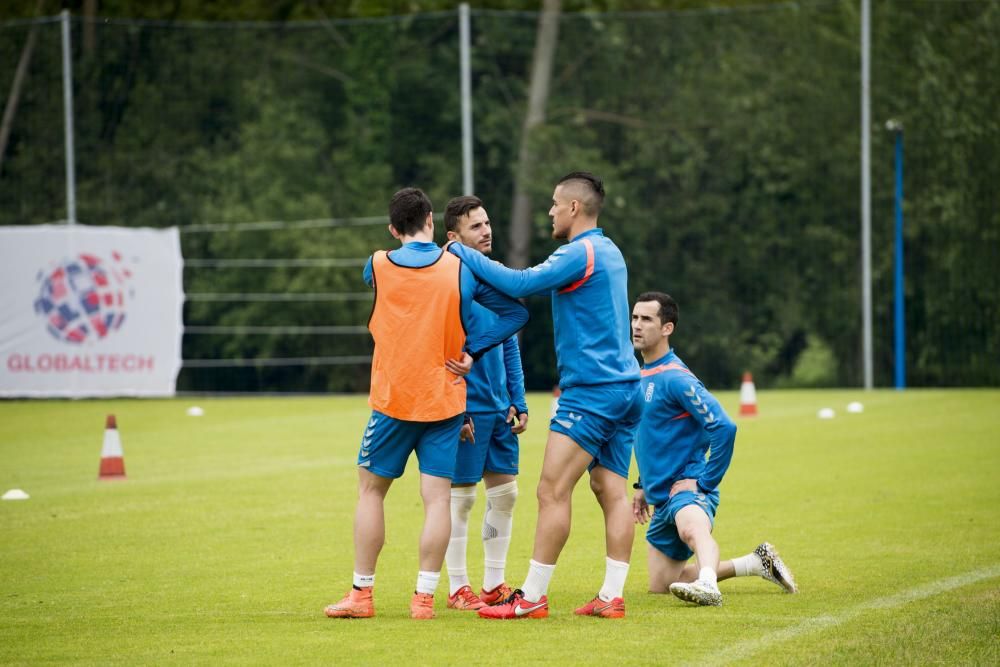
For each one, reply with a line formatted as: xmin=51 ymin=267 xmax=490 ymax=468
xmin=1 ymin=390 xmax=998 ymax=665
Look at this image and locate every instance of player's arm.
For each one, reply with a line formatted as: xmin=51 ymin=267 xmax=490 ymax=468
xmin=667 ymin=376 xmax=737 ymax=492
xmin=463 ymin=269 xmax=529 ymax=359
xmin=447 ymin=241 xmax=587 ymax=298
xmin=632 ymin=486 xmax=651 ymax=525
xmin=502 ymin=335 xmax=529 ymax=433
xmin=362 ymin=256 xmax=374 ymax=287
xmin=503 ymin=335 xmax=528 ymax=414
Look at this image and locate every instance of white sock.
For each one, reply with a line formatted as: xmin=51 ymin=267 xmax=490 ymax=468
xmin=521 ymin=559 xmax=555 ymax=602
xmin=699 ymin=566 xmax=719 ymax=587
xmin=482 ymin=481 xmax=517 ymax=591
xmin=353 ymin=572 xmax=375 ymax=589
xmin=597 ymin=557 xmax=630 ymax=601
xmin=416 ymin=570 xmax=441 ymax=596
xmin=732 ymin=553 xmax=763 ymax=577
xmin=445 ymin=486 xmax=477 ymax=595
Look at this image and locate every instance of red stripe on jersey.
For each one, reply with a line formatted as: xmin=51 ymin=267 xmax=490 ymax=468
xmin=640 ymin=362 xmax=693 ymax=378
xmin=558 ymin=239 xmax=595 ymax=294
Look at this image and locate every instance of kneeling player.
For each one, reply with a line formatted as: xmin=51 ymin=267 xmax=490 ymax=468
xmin=630 ymin=292 xmax=797 ymax=606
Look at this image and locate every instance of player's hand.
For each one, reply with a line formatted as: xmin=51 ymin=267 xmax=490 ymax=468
xmin=632 ymin=490 xmax=651 ymax=525
xmin=459 ymin=421 xmax=475 ymax=443
xmin=507 ymin=406 xmax=529 ymax=434
xmin=446 ymin=352 xmax=473 ymax=378
xmin=669 ymin=478 xmax=698 ymax=498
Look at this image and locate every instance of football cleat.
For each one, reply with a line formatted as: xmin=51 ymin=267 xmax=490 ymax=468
xmin=324 ymin=586 xmax=375 ymax=619
xmin=447 ymin=585 xmax=486 ymax=611
xmin=410 ymin=592 xmax=436 ymax=620
xmin=479 ymin=582 xmax=514 ymax=606
xmin=669 ymin=579 xmax=723 ymax=607
xmin=755 ymin=542 xmax=798 ymax=593
xmin=574 ymin=595 xmax=625 ymax=618
xmin=477 ymin=589 xmax=548 ymax=619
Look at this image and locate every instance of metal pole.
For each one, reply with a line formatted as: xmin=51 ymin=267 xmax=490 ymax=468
xmin=60 ymin=9 xmax=77 ymax=225
xmin=459 ymin=3 xmax=474 ymax=195
xmin=860 ymin=0 xmax=873 ymax=388
xmin=890 ymin=123 xmax=905 ymax=389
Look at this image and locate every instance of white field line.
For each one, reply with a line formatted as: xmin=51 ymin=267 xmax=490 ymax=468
xmin=706 ymin=564 xmax=1000 ymax=666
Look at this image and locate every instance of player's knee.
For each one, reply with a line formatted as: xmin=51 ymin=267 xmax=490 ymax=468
xmin=485 ymin=480 xmax=517 ymax=514
xmin=450 ymin=486 xmax=477 ymax=518
xmin=648 ymin=578 xmax=669 ymax=594
xmin=358 ymin=478 xmax=390 ymax=500
xmin=536 ymin=479 xmax=568 ymax=508
xmin=677 ymin=524 xmax=710 ymax=550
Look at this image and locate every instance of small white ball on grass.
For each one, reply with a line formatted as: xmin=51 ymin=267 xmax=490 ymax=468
xmin=187 ymin=406 xmax=204 ymax=417
xmin=817 ymin=407 xmax=835 ymax=419
xmin=846 ymin=401 xmax=864 ymax=413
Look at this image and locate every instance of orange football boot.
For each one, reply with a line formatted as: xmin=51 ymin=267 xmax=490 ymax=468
xmin=324 ymin=587 xmax=375 ymax=619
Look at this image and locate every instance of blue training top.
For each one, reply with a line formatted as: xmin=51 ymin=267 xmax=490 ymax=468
xmin=363 ymin=241 xmax=528 ymax=359
xmin=635 ymin=349 xmax=737 ymax=507
xmin=465 ymin=301 xmax=528 ymax=415
xmin=448 ymin=228 xmax=639 ymax=389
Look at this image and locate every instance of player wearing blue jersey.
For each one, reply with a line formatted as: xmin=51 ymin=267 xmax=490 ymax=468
xmin=447 ymin=172 xmax=643 ymax=620
xmin=441 ymin=195 xmax=529 ymax=612
xmin=630 ymin=292 xmax=798 ymax=607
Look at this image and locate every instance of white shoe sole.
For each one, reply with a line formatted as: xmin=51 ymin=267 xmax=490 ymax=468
xmin=669 ymin=582 xmax=722 ymax=606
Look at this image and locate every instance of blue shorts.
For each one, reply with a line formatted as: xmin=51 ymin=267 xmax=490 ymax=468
xmin=357 ymin=410 xmax=463 ymax=479
xmin=549 ymin=381 xmax=642 ymax=479
xmin=645 ymin=489 xmax=721 ymax=561
xmin=452 ymin=411 xmax=519 ymax=484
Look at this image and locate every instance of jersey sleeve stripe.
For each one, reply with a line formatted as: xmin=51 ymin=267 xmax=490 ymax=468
xmin=557 ymin=239 xmax=595 ymax=294
xmin=640 ymin=362 xmax=693 ymax=378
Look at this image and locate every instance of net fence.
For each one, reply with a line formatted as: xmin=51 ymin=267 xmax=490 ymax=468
xmin=1 ymin=1 xmax=997 ymax=392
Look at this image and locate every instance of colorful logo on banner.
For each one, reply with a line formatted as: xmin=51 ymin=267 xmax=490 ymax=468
xmin=33 ymin=252 xmax=133 ymax=344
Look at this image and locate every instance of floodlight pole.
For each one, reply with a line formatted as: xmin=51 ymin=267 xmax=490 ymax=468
xmin=860 ymin=0 xmax=873 ymax=388
xmin=61 ymin=9 xmax=77 ymax=225
xmin=887 ymin=120 xmax=905 ymax=389
xmin=459 ymin=3 xmax=474 ymax=195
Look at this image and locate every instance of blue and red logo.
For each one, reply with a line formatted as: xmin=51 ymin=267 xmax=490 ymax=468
xmin=33 ymin=252 xmax=132 ymax=344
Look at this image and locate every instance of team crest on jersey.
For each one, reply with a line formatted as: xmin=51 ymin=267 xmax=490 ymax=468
xmin=644 ymin=382 xmax=655 ymax=402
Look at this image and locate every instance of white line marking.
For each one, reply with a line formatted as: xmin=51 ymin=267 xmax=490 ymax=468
xmin=705 ymin=564 xmax=1000 ymax=666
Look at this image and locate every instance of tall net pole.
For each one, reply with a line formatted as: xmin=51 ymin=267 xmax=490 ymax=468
xmin=459 ymin=3 xmax=473 ymax=196
xmin=860 ymin=0 xmax=873 ymax=388
xmin=61 ymin=9 xmax=77 ymax=225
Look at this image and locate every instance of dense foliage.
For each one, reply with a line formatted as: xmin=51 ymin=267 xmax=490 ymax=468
xmin=1 ymin=1 xmax=996 ymax=391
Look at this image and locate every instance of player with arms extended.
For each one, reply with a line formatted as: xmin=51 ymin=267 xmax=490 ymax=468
xmin=630 ymin=291 xmax=798 ymax=606
xmin=447 ymin=172 xmax=642 ymax=620
xmin=324 ymin=188 xmax=528 ymax=620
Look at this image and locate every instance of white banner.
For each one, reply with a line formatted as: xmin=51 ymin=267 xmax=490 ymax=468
xmin=0 ymin=225 xmax=184 ymax=397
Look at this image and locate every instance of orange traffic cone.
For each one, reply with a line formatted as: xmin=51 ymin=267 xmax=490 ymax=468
xmin=550 ymin=385 xmax=561 ymax=419
xmin=98 ymin=414 xmax=126 ymax=480
xmin=739 ymin=372 xmax=758 ymax=417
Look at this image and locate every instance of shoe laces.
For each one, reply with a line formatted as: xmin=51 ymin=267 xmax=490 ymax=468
xmin=494 ymin=583 xmax=514 ymax=599
xmin=502 ymin=588 xmax=525 ymax=605
xmin=456 ymin=587 xmax=479 ymax=603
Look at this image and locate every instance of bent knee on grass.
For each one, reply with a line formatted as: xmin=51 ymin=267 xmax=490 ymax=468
xmin=647 ymin=546 xmax=687 ymax=592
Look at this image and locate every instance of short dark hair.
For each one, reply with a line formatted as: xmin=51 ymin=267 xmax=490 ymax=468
xmin=388 ymin=187 xmax=433 ymax=236
xmin=556 ymin=171 xmax=605 ymax=216
xmin=444 ymin=195 xmax=484 ymax=233
xmin=635 ymin=291 xmax=678 ymax=326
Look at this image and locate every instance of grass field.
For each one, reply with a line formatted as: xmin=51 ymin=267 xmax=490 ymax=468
xmin=1 ymin=390 xmax=998 ymax=665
